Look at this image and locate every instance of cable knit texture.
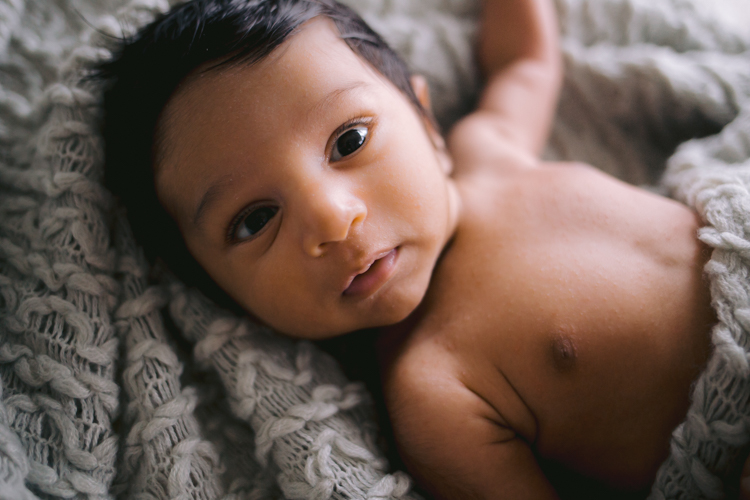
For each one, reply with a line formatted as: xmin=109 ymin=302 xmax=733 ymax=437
xmin=0 ymin=0 xmax=747 ymax=499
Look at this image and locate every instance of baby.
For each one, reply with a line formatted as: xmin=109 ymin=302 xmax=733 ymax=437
xmin=97 ymin=0 xmax=748 ymax=497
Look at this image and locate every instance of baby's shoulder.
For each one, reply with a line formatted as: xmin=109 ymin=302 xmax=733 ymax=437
xmin=446 ymin=111 xmax=540 ymax=178
xmin=378 ymin=331 xmax=551 ymax=498
xmin=380 ymin=335 xmax=457 ymax=406
xmin=381 ymin=337 xmax=517 ymax=447
xmin=379 ymin=330 xmax=527 ymax=435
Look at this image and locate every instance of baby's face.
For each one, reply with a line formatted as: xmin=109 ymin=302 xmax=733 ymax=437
xmin=155 ymin=18 xmax=459 ymax=338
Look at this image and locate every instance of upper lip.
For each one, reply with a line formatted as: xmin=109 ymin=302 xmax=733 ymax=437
xmin=342 ymin=248 xmax=395 ymax=292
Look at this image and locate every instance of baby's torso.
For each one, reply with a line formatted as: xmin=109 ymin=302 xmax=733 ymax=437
xmin=379 ymin=160 xmax=714 ymax=495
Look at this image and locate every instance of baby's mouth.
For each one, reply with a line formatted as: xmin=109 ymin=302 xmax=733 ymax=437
xmin=343 ymin=248 xmax=399 ymax=297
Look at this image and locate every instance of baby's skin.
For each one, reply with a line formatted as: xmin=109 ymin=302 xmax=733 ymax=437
xmin=151 ymin=0 xmax=742 ymax=498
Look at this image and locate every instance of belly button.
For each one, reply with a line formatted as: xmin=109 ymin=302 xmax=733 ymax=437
xmin=551 ymin=333 xmax=578 ymax=372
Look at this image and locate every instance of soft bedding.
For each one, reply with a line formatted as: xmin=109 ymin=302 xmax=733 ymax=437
xmin=0 ymin=0 xmax=748 ymax=498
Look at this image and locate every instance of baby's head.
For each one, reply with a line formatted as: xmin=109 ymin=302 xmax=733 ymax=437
xmin=99 ymin=0 xmax=459 ymax=338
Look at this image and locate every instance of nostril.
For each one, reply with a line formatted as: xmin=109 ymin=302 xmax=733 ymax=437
xmin=351 ymin=200 xmax=367 ymax=227
xmin=300 ymin=191 xmax=366 ymax=256
xmin=303 ymin=235 xmax=327 ymax=257
xmin=352 ymin=212 xmax=366 ymax=229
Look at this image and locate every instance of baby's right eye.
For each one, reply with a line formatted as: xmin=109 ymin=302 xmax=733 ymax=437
xmin=330 ymin=125 xmax=368 ymax=162
xmin=230 ymin=205 xmax=278 ymax=241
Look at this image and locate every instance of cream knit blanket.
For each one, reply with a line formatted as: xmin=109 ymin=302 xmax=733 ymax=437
xmin=0 ymin=0 xmax=748 ymax=499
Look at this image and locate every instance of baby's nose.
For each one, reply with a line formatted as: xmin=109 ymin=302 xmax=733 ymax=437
xmin=300 ymin=185 xmax=366 ymax=257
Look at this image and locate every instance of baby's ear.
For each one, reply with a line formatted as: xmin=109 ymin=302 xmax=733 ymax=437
xmin=410 ymin=75 xmax=452 ymax=175
xmin=410 ymin=74 xmax=432 ymax=112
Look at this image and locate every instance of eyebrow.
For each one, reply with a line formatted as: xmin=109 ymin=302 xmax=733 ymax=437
xmin=305 ymin=81 xmax=369 ymax=121
xmin=193 ymin=174 xmax=237 ymax=227
xmin=191 ymin=82 xmax=372 ymax=228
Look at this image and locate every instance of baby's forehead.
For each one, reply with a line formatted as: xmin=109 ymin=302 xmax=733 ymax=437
xmin=161 ymin=18 xmax=384 ymax=129
xmin=155 ymin=18 xmax=404 ymax=196
xmin=157 ymin=18 xmax=382 ymax=163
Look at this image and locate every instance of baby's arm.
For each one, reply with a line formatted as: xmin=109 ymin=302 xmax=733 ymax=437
xmin=385 ymin=355 xmax=559 ymax=499
xmin=450 ymin=0 xmax=561 ymax=159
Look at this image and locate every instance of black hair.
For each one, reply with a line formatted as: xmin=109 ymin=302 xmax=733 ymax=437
xmin=95 ymin=0 xmax=433 ymax=309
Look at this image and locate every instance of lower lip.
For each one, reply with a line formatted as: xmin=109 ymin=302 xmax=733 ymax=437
xmin=343 ymin=248 xmax=399 ymax=297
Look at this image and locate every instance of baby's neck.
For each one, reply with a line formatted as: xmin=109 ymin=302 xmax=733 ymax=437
xmin=374 ymin=229 xmax=457 ymax=367
xmin=375 ymin=300 xmax=428 ymax=370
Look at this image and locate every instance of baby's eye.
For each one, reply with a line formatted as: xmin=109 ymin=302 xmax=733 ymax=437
xmin=232 ymin=205 xmax=278 ymax=241
xmin=331 ymin=126 xmax=368 ymax=161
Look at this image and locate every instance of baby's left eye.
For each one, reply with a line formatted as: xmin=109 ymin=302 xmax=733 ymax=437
xmin=231 ymin=205 xmax=278 ymax=241
xmin=331 ymin=126 xmax=368 ymax=161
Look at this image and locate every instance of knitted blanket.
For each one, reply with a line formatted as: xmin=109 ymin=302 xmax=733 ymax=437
xmin=0 ymin=0 xmax=748 ymax=499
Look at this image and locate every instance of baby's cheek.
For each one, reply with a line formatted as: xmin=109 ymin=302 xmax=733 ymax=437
xmin=246 ymin=273 xmax=340 ymax=339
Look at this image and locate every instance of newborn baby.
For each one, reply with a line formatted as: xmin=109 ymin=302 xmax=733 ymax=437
xmin=98 ymin=0 xmax=743 ymax=497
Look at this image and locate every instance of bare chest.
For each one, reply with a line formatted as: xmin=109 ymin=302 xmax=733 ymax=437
xmin=412 ymin=165 xmax=714 ymax=489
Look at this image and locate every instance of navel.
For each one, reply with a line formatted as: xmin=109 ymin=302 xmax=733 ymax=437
xmin=550 ymin=330 xmax=578 ymax=372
